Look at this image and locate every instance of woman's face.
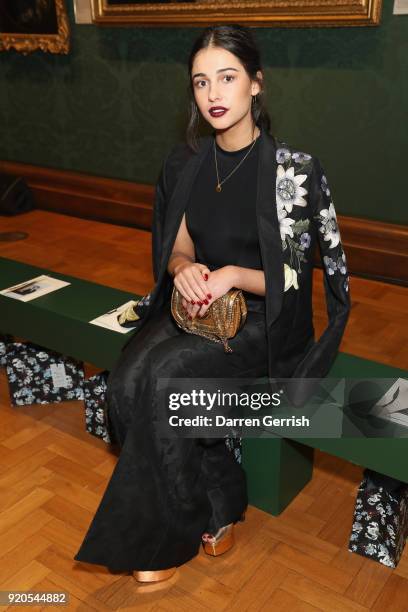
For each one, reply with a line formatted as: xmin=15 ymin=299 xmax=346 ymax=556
xmin=191 ymin=45 xmax=261 ymax=132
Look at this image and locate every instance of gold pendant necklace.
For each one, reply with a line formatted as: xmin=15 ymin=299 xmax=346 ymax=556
xmin=214 ymin=130 xmax=259 ymax=192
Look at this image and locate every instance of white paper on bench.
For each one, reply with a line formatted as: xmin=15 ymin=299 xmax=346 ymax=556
xmin=0 ymin=275 xmax=71 ymax=302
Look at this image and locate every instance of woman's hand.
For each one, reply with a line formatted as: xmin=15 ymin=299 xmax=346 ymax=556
xmin=183 ymin=266 xmax=238 ymax=319
xmin=174 ymin=261 xmax=211 ymax=306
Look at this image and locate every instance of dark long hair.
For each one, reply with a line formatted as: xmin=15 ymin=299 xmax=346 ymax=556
xmin=186 ymin=24 xmax=271 ymax=152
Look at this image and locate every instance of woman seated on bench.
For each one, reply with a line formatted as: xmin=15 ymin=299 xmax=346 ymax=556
xmin=74 ymin=24 xmax=350 ymax=582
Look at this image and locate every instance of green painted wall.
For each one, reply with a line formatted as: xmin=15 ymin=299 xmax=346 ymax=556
xmin=1 ymin=1 xmax=407 ymax=224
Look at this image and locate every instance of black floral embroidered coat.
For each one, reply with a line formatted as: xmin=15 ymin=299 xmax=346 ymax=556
xmin=122 ymin=126 xmax=351 ymax=405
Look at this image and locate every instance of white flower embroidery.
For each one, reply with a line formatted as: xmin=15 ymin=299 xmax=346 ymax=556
xmin=276 ymin=165 xmax=308 ymax=213
xmin=277 ymin=200 xmax=287 ymax=221
xmin=321 ymin=174 xmax=331 ymax=197
xmin=284 ymin=264 xmax=299 ymax=291
xmin=338 ymin=251 xmax=347 ymax=274
xmin=274 ymin=149 xmax=314 ymax=290
xmin=318 ymin=202 xmax=340 ymax=249
xmin=279 ymin=217 xmax=295 ymax=241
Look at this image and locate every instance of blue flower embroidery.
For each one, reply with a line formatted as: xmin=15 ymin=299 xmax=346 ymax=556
xmin=292 ymin=151 xmax=312 ymax=164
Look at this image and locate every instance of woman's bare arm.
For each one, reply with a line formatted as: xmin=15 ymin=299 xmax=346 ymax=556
xmin=167 ymin=214 xmax=210 ymax=304
xmin=167 ymin=214 xmax=195 ymax=276
xmin=228 ymin=266 xmax=266 ymax=296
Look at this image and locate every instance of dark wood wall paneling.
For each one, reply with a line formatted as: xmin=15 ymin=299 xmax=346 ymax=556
xmin=1 ymin=161 xmax=407 ymax=286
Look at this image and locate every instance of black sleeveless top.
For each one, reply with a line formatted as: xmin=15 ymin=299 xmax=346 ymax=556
xmin=185 ymin=132 xmax=265 ymax=313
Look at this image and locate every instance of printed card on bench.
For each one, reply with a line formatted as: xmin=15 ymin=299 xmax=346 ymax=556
xmin=0 ymin=275 xmax=71 ymax=302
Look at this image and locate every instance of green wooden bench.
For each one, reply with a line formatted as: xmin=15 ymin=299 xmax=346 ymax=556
xmin=1 ymin=256 xmax=407 ymax=515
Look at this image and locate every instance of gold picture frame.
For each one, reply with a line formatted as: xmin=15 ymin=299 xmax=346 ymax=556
xmin=91 ymin=0 xmax=383 ymax=28
xmin=0 ymin=0 xmax=70 ymax=54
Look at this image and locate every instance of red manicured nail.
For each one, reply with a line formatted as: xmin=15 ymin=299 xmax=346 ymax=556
xmin=191 ymin=300 xmax=195 ymax=305
xmin=198 ymin=301 xmax=202 ymax=306
xmin=207 ymin=294 xmax=212 ymax=299
xmin=204 ymin=299 xmax=209 ymax=305
xmin=203 ymin=274 xmax=208 ymax=281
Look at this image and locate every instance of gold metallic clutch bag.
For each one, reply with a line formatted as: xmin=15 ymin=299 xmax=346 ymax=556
xmin=171 ymin=287 xmax=247 ymax=353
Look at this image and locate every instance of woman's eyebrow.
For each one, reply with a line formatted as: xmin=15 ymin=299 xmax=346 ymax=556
xmin=192 ymin=67 xmax=239 ymax=79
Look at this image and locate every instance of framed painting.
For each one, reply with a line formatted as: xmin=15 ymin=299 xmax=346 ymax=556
xmin=0 ymin=0 xmax=70 ymax=54
xmin=91 ymin=0 xmax=383 ymax=27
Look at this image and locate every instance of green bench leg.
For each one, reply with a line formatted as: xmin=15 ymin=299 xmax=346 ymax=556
xmin=242 ymin=437 xmax=314 ymax=515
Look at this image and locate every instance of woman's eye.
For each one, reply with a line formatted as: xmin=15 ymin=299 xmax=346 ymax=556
xmin=194 ymin=74 xmax=235 ymax=89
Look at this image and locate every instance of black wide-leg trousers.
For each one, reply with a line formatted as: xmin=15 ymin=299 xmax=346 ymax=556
xmin=74 ymin=302 xmax=268 ymax=572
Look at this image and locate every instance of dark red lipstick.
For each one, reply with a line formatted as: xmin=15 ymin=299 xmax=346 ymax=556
xmin=209 ymin=106 xmax=228 ymax=117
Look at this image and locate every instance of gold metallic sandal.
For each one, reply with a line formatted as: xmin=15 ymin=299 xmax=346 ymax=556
xmin=202 ymin=523 xmax=234 ymax=556
xmin=133 ymin=567 xmax=177 ymax=583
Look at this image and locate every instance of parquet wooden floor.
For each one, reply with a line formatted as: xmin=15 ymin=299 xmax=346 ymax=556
xmin=0 ymin=210 xmax=407 ymax=611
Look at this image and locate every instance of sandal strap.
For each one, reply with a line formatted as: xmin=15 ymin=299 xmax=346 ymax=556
xmin=202 ymin=523 xmax=233 ymax=543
